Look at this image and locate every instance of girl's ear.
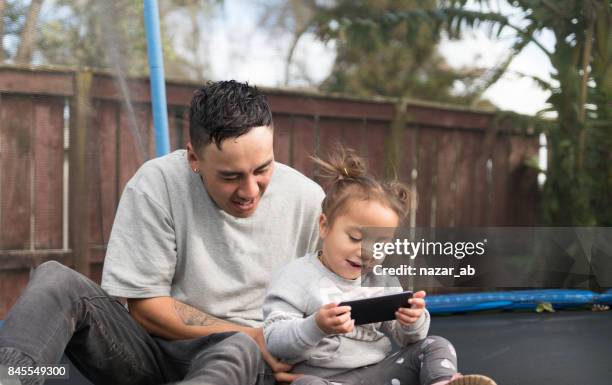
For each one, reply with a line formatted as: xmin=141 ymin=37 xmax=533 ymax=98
xmin=319 ymin=213 xmax=329 ymax=239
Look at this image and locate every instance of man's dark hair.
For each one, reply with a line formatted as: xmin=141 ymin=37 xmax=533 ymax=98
xmin=189 ymin=80 xmax=273 ymax=152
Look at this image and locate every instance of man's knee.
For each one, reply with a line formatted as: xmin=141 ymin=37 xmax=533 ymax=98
xmin=31 ymin=261 xmax=89 ymax=295
xmin=225 ymin=332 xmax=261 ymax=358
xmin=187 ymin=332 xmax=263 ymax=384
xmin=34 ymin=260 xmax=71 ymax=278
xmin=193 ymin=332 xmax=262 ymax=366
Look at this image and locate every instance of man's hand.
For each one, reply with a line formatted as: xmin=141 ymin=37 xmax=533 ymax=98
xmin=395 ymin=290 xmax=426 ymax=325
xmin=315 ymin=303 xmax=354 ymax=335
xmin=247 ymin=327 xmax=302 ymax=383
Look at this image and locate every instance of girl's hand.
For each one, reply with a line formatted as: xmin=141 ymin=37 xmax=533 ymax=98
xmin=315 ymin=302 xmax=355 ymax=334
xmin=395 ymin=290 xmax=426 ymax=326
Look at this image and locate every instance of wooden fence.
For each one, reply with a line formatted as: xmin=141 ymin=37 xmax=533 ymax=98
xmin=0 ymin=66 xmax=541 ymax=317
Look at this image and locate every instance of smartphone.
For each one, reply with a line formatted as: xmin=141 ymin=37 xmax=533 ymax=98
xmin=339 ymin=291 xmax=413 ymax=325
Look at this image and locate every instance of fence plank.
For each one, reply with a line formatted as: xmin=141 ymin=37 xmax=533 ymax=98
xmin=362 ymin=121 xmax=388 ymax=178
xmin=454 ymin=131 xmax=484 ymax=226
xmin=34 ymin=96 xmax=64 ymax=249
xmin=415 ymin=127 xmax=438 ymax=227
xmin=340 ymin=119 xmax=368 ymax=158
xmin=0 ymin=67 xmax=73 ymax=96
xmin=400 ymin=125 xmax=417 ymax=225
xmin=88 ymin=101 xmax=119 ymax=248
xmin=408 ymin=105 xmax=492 ymax=130
xmin=118 ymin=104 xmax=151 ymax=192
xmin=268 ymin=93 xmax=395 ymax=121
xmin=434 ymin=130 xmax=458 ymax=227
xmin=168 ymin=106 xmax=187 ymax=151
xmin=471 ymin=131 xmax=489 ymax=226
xmin=506 ymin=136 xmax=541 ymax=225
xmin=168 ymin=107 xmax=178 ymax=151
xmin=0 ymin=95 xmax=33 ymax=249
xmin=272 ymin=114 xmax=293 ymax=166
xmin=291 ymin=116 xmax=316 ymax=178
xmin=182 ymin=108 xmax=190 ymax=148
xmin=318 ymin=118 xmax=345 ymax=156
xmin=490 ymin=134 xmax=512 ymax=225
xmin=69 ymin=71 xmax=93 ymax=276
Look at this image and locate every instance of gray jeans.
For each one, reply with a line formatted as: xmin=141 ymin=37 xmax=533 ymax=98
xmin=0 ymin=261 xmax=269 ymax=385
xmin=291 ymin=336 xmax=458 ymax=385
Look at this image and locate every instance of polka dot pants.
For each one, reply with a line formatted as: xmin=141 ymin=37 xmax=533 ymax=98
xmin=291 ymin=336 xmax=458 ymax=385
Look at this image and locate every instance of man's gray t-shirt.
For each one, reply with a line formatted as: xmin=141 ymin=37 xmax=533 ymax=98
xmin=101 ymin=149 xmax=324 ymax=327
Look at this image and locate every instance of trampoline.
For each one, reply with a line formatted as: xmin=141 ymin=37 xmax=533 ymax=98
xmin=2 ymin=289 xmax=611 ymax=385
xmin=430 ymin=310 xmax=612 ymax=385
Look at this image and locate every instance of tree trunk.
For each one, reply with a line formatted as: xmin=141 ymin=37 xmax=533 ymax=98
xmin=188 ymin=1 xmax=206 ymax=81
xmin=283 ymin=0 xmax=316 ymax=86
xmin=577 ymin=20 xmax=594 ymax=171
xmin=0 ymin=0 xmax=6 ymax=62
xmin=15 ymin=0 xmax=44 ymax=64
xmin=284 ymin=24 xmax=309 ymax=86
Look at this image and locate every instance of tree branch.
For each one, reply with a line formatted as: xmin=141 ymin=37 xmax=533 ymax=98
xmin=503 ymin=22 xmax=552 ymax=57
xmin=444 ymin=7 xmax=553 ymax=57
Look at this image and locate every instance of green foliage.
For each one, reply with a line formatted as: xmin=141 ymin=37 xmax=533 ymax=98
xmin=1 ymin=0 xmax=28 ymax=58
xmin=533 ymin=0 xmax=611 ymax=226
xmin=312 ymin=0 xmax=492 ymax=106
xmin=323 ymin=0 xmax=611 ymax=226
xmin=36 ymin=1 xmax=149 ymax=74
xmin=460 ymin=0 xmax=611 ymax=226
xmin=1 ymin=1 xmax=27 ymax=33
xmin=1 ymin=0 xmax=221 ymax=80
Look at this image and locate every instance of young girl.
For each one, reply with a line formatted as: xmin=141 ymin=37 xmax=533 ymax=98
xmin=263 ymin=148 xmax=496 ymax=385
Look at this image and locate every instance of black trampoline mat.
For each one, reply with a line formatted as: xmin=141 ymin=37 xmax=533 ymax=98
xmin=43 ymin=310 xmax=612 ymax=385
xmin=430 ymin=310 xmax=612 ymax=385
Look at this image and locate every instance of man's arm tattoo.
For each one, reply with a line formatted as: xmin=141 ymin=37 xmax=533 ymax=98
xmin=173 ymin=299 xmax=220 ymax=327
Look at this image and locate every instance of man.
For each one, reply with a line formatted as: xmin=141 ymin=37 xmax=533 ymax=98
xmin=0 ymin=81 xmax=325 ymax=385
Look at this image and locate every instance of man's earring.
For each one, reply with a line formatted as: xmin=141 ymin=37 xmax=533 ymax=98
xmin=193 ymin=168 xmax=199 ymax=173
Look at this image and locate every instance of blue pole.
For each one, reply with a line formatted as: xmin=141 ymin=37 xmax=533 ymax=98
xmin=144 ymin=0 xmax=171 ymax=156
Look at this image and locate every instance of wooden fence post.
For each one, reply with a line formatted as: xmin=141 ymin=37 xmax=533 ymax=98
xmin=69 ymin=70 xmax=92 ymax=276
xmin=384 ymin=98 xmax=409 ymax=180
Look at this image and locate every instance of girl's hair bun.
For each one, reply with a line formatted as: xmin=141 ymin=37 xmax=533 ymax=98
xmin=312 ymin=144 xmax=414 ymax=224
xmin=384 ymin=181 xmax=412 ymax=220
xmin=312 ymin=145 xmax=366 ymax=182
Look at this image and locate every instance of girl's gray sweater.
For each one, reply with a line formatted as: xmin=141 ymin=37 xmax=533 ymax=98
xmin=263 ymin=253 xmax=430 ymax=374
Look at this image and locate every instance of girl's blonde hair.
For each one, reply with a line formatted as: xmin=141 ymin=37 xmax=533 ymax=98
xmin=312 ymin=146 xmax=411 ymax=225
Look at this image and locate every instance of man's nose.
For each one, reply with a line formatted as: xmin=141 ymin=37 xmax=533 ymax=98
xmin=238 ymin=175 xmax=259 ymax=199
